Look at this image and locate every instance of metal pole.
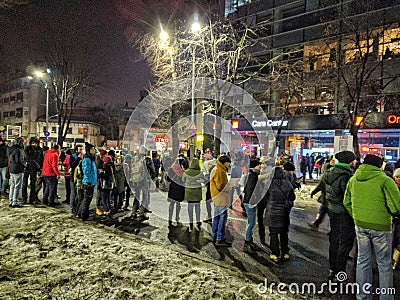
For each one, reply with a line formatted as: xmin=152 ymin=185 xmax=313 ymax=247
xmin=45 ymin=83 xmax=49 ymax=146
xmin=190 ymin=44 xmax=196 ymax=160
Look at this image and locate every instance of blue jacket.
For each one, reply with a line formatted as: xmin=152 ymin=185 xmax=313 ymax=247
xmin=82 ymin=157 xmax=97 ymax=186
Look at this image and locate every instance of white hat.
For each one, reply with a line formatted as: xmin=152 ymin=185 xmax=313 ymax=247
xmin=394 ymin=168 xmax=400 ymax=177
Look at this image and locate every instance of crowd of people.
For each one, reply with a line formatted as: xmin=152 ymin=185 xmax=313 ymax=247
xmin=2 ymin=136 xmax=400 ymax=298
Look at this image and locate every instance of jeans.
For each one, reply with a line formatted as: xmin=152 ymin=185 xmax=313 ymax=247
xmin=79 ymin=184 xmax=94 ymax=220
xmin=188 ymin=202 xmax=200 ymax=224
xmin=355 ymin=226 xmax=393 ymax=300
xmin=168 ymin=200 xmax=181 ymax=222
xmin=0 ymin=166 xmax=8 ymax=193
xmin=244 ymin=203 xmax=257 ymax=242
xmin=269 ymin=226 xmax=289 ymax=256
xmin=100 ymin=189 xmax=111 ymax=212
xmin=212 ymin=205 xmax=228 ymax=241
xmin=134 ymin=181 xmax=150 ymax=212
xmin=328 ymin=211 xmax=356 ymax=274
xmin=43 ymin=176 xmax=58 ymax=204
xmin=22 ymin=169 xmax=38 ymax=202
xmin=9 ymin=173 xmax=23 ymax=205
xmin=64 ymin=177 xmax=71 ymax=203
xmin=69 ymin=180 xmax=76 ymax=212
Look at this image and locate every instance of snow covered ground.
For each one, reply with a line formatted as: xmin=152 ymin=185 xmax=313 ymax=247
xmin=0 ymin=199 xmax=318 ymax=299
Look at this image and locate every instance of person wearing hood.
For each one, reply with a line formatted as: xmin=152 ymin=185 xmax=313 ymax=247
xmin=182 ymin=158 xmax=205 ymax=231
xmin=42 ymin=144 xmax=61 ymax=206
xmin=264 ymin=166 xmax=296 ymax=263
xmin=322 ymin=150 xmax=357 ymax=280
xmin=344 ymin=155 xmax=400 ymax=298
xmin=166 ymin=159 xmax=186 ymax=226
xmin=131 ymin=145 xmax=156 ymax=216
xmin=210 ymin=155 xmax=231 ymax=247
xmin=22 ymin=136 xmax=43 ymax=204
xmin=242 ymin=158 xmax=262 ymax=252
xmin=8 ymin=137 xmax=26 ymax=208
xmin=77 ymin=143 xmax=97 ymax=221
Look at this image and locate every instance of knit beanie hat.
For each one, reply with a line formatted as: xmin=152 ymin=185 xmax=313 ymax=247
xmin=363 ymin=154 xmax=383 ymax=168
xmin=85 ymin=142 xmax=95 ymax=153
xmin=124 ymin=154 xmax=133 ymax=161
xmin=335 ymin=151 xmax=356 ymax=164
xmin=394 ymin=168 xmax=400 ymax=177
xmin=283 ymin=162 xmax=295 ymax=171
xmin=103 ymin=155 xmax=112 ymax=164
xmin=219 ymin=155 xmax=231 ymax=164
xmin=250 ymin=158 xmax=261 ymax=168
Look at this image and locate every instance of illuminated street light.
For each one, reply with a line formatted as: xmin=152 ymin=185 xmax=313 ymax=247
xmin=33 ymin=68 xmax=51 ymax=144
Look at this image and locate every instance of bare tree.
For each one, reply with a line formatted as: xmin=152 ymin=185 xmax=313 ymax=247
xmin=322 ymin=1 xmax=400 ymax=158
xmin=46 ymin=47 xmax=98 ymax=146
xmin=136 ymin=17 xmax=264 ymax=156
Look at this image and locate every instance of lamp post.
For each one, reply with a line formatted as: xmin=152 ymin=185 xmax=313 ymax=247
xmin=190 ymin=19 xmax=201 ymax=160
xmin=34 ymin=69 xmax=51 ymax=145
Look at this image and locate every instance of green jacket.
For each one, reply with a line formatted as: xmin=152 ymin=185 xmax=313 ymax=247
xmin=344 ymin=164 xmax=400 ymax=231
xmin=182 ymin=158 xmax=205 ymax=202
xmin=322 ymin=163 xmax=353 ymax=213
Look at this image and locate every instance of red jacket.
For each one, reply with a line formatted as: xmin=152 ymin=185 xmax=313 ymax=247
xmin=42 ymin=148 xmax=60 ymax=177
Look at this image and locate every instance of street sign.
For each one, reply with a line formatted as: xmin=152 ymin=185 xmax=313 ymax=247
xmin=44 ymin=131 xmax=50 ymax=137
xmin=189 ymin=122 xmax=196 ymax=130
xmin=190 ymin=130 xmax=196 ymax=138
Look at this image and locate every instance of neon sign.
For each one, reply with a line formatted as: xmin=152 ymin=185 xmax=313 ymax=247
xmin=252 ymin=120 xmax=288 ymax=128
xmin=387 ymin=114 xmax=400 ymax=124
xmin=155 ymin=136 xmax=169 ymax=143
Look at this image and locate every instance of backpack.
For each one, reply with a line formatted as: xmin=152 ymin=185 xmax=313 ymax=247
xmin=73 ymin=160 xmax=84 ymax=183
xmin=131 ymin=156 xmax=145 ymax=183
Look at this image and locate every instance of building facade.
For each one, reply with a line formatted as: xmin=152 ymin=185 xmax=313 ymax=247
xmin=225 ymin=0 xmax=400 ymax=162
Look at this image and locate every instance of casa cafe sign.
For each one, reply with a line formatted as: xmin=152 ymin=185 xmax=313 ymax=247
xmin=387 ymin=114 xmax=400 ymax=124
xmin=252 ymin=119 xmax=289 ymax=128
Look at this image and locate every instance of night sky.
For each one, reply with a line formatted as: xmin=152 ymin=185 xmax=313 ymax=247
xmin=0 ymin=0 xmax=153 ymax=107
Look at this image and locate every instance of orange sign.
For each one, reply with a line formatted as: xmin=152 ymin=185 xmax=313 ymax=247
xmin=231 ymin=120 xmax=239 ymax=129
xmin=354 ymin=116 xmax=365 ymax=126
xmin=387 ymin=114 xmax=400 ymax=124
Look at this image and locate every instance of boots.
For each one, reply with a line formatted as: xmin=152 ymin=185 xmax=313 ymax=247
xmin=393 ymin=248 xmax=400 ymax=270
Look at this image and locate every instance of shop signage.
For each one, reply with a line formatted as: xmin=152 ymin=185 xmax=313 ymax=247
xmin=155 ymin=136 xmax=169 ymax=143
xmin=252 ymin=119 xmax=288 ymax=128
xmin=387 ymin=114 xmax=400 ymax=124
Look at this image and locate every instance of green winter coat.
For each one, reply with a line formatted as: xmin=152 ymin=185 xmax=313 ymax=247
xmin=344 ymin=164 xmax=400 ymax=232
xmin=182 ymin=158 xmax=205 ymax=203
xmin=322 ymin=163 xmax=353 ymax=213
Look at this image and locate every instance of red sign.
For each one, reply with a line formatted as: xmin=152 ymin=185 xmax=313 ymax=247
xmin=387 ymin=114 xmax=400 ymax=124
xmin=155 ymin=136 xmax=169 ymax=143
xmin=83 ymin=127 xmax=88 ymax=139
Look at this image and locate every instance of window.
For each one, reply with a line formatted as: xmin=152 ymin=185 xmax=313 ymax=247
xmin=15 ymin=108 xmax=23 ymax=118
xmin=16 ymin=92 xmax=23 ymax=102
xmin=51 ymin=127 xmax=57 ymax=133
xmin=78 ymin=128 xmax=84 ymax=134
xmin=67 ymin=127 xmax=72 ymax=134
xmin=4 ymin=97 xmax=9 ymax=104
xmin=3 ymin=112 xmax=9 ymax=117
xmin=9 ymin=111 xmax=15 ymax=117
xmin=9 ymin=96 xmax=15 ymax=103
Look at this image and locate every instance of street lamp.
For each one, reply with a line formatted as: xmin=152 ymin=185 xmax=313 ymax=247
xmin=190 ymin=19 xmax=201 ymax=160
xmin=34 ymin=68 xmax=51 ymax=144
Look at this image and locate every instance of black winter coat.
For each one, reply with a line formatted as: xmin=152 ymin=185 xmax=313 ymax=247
xmin=0 ymin=143 xmax=8 ymax=168
xmin=264 ymin=167 xmax=296 ymax=228
xmin=167 ymin=166 xmax=185 ymax=202
xmin=8 ymin=145 xmax=25 ymax=174
xmin=24 ymin=145 xmax=44 ymax=172
xmin=243 ymin=168 xmax=261 ymax=205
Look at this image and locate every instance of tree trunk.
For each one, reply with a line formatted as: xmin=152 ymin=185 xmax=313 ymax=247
xmin=350 ymin=123 xmax=361 ymax=159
